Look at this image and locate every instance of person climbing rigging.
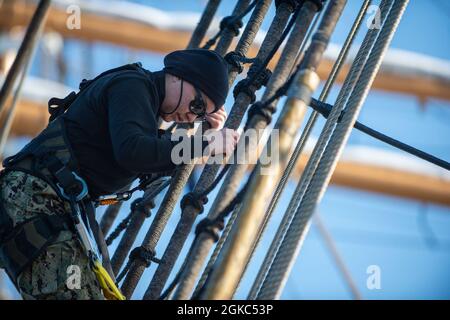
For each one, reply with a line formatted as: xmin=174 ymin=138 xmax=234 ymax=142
xmin=0 ymin=49 xmax=238 ymax=300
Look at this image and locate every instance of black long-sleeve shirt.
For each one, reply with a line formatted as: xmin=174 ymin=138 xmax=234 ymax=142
xmin=63 ymin=68 xmax=196 ymax=197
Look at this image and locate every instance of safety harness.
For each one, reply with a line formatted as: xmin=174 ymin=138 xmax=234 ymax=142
xmin=0 ymin=63 xmax=146 ymax=300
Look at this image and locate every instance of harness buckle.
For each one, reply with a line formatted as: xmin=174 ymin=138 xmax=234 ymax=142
xmin=57 ymin=172 xmax=88 ymax=202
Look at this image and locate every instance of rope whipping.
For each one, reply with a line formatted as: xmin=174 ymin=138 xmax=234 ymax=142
xmin=0 ymin=15 xmax=44 ymax=155
xmin=213 ymin=0 xmax=346 ymax=299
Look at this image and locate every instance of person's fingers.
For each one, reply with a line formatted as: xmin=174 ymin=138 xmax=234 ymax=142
xmin=206 ymin=108 xmax=227 ymax=127
xmin=208 ymin=113 xmax=225 ymax=122
xmin=216 ymin=112 xmax=227 ymax=124
xmin=216 ymin=106 xmax=226 ymax=115
xmin=207 ymin=118 xmax=220 ymax=129
xmin=206 ymin=114 xmax=225 ymax=129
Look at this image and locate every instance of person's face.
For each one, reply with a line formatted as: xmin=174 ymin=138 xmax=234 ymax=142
xmin=161 ymin=77 xmax=216 ymax=123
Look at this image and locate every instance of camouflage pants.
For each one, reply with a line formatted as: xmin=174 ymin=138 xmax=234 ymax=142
xmin=0 ymin=170 xmax=104 ymax=300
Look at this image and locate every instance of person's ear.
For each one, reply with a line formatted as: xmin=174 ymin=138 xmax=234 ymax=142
xmin=167 ymin=74 xmax=180 ymax=84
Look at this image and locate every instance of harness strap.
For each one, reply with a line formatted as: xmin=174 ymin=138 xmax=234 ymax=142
xmin=39 ymin=155 xmax=115 ymax=280
xmin=48 ymin=92 xmax=77 ymax=123
xmin=0 ymin=214 xmax=69 ymax=283
xmin=83 ymin=200 xmax=115 ymax=281
xmin=47 ymin=62 xmax=144 ymax=124
xmin=44 ymin=156 xmax=84 ymax=197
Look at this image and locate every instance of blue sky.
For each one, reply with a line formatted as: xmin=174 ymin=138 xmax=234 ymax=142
xmin=3 ymin=0 xmax=450 ymax=299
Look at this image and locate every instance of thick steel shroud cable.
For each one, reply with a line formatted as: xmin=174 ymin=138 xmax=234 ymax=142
xmin=180 ymin=1 xmax=311 ymax=300
xmin=172 ymin=2 xmax=301 ymax=300
xmin=199 ymin=0 xmax=323 ymax=300
xmin=255 ymin=0 xmax=395 ymax=299
xmin=208 ymin=3 xmax=324 ymax=298
xmin=216 ymin=0 xmax=347 ymax=300
xmin=257 ymin=0 xmax=409 ymax=299
xmin=254 ymin=0 xmax=396 ymax=299
xmin=189 ymin=6 xmax=326 ymax=299
xmin=247 ymin=0 xmax=372 ymax=300
xmin=120 ymin=0 xmax=252 ymax=299
xmin=143 ymin=0 xmax=275 ymax=300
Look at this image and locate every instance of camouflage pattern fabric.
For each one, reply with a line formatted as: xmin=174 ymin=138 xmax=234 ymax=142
xmin=0 ymin=170 xmax=104 ymax=300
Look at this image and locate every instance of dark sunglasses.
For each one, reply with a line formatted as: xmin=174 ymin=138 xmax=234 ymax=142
xmin=189 ymin=87 xmax=208 ymax=120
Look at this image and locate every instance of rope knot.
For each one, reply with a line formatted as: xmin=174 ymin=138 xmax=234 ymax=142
xmin=224 ymin=51 xmax=256 ymax=74
xmin=131 ymin=197 xmax=154 ymax=217
xmin=130 ymin=246 xmax=160 ymax=267
xmin=224 ymin=51 xmax=245 ymax=74
xmin=246 ymin=101 xmax=276 ymax=127
xmin=195 ymin=217 xmax=225 ymax=243
xmin=130 ymin=197 xmax=143 ymax=211
xmin=220 ymin=16 xmax=243 ymax=36
xmin=233 ymin=66 xmax=271 ymax=104
xmin=180 ymin=192 xmax=208 ymax=213
xmin=275 ymin=0 xmax=303 ymax=12
xmin=310 ymin=0 xmax=325 ymax=11
xmin=233 ymin=79 xmax=256 ymax=103
xmin=249 ymin=66 xmax=272 ymax=88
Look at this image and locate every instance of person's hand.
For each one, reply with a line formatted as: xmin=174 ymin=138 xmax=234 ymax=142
xmin=204 ymin=127 xmax=239 ymax=156
xmin=205 ymin=106 xmax=227 ymax=129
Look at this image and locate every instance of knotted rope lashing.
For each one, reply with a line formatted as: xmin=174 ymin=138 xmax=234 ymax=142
xmin=122 ymin=0 xmax=257 ymax=300
xmin=145 ymin=0 xmax=297 ymax=301
xmin=105 ymin=197 xmax=154 ymax=246
xmin=171 ymin=0 xmax=325 ymax=300
xmin=116 ymin=246 xmax=161 ymax=284
xmin=202 ymin=0 xmax=260 ymax=49
xmin=256 ymin=0 xmax=409 ymax=300
xmin=224 ymin=51 xmax=257 ymax=74
xmin=246 ymin=0 xmax=372 ymax=300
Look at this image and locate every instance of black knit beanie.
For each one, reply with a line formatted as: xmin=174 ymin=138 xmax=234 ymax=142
xmin=163 ymin=49 xmax=229 ymax=110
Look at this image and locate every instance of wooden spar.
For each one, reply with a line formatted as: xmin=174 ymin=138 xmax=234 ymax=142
xmin=0 ymin=2 xmax=448 ymax=207
xmin=294 ymin=154 xmax=450 ymax=207
xmin=1 ymin=0 xmax=449 ymax=102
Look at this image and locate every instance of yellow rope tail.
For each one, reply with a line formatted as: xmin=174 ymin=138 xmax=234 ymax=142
xmin=92 ymin=260 xmax=126 ymax=300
